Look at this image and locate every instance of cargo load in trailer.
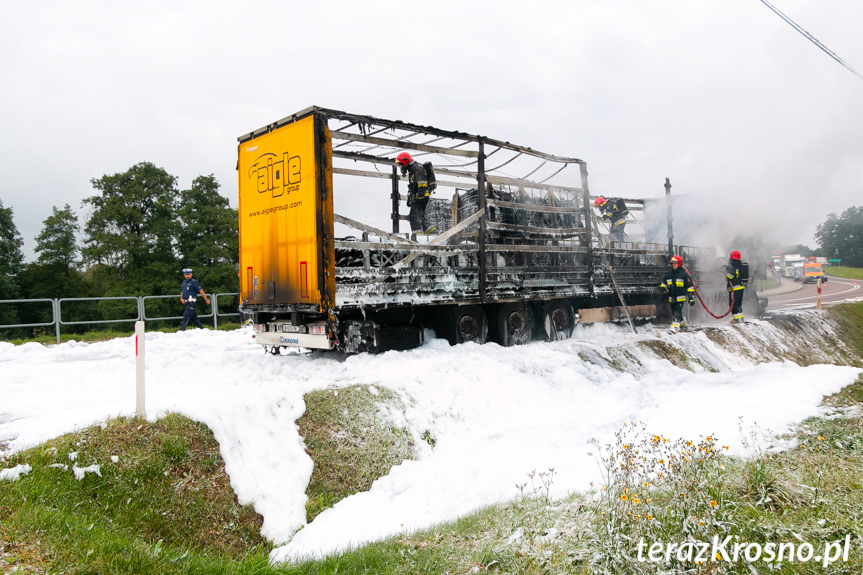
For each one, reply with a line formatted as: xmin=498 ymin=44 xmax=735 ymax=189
xmin=237 ymin=106 xmax=713 ymax=353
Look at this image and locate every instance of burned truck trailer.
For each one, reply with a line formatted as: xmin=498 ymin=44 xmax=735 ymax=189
xmin=238 ymin=106 xmax=700 ymax=353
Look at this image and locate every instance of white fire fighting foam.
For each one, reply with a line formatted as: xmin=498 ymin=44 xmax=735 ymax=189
xmin=0 ymin=310 xmax=859 ymax=562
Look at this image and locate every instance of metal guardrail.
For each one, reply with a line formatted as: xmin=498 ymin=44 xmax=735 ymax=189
xmin=0 ymin=293 xmax=240 ymax=342
xmin=141 ymin=293 xmax=239 ymax=330
xmin=0 ymin=298 xmax=57 ymax=329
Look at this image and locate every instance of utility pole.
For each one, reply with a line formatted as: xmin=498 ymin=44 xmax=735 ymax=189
xmin=665 ymin=178 xmax=674 ymax=257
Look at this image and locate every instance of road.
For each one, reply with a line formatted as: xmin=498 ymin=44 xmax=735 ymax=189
xmin=765 ymin=276 xmax=863 ymax=310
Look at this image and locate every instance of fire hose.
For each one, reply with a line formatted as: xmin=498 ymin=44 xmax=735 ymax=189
xmin=682 ymin=265 xmax=736 ymax=320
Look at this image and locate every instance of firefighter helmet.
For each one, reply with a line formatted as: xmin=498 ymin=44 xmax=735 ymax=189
xmin=594 ymin=197 xmax=606 ymax=206
xmin=670 ymin=255 xmax=683 ymax=266
xmin=396 ymin=152 xmax=413 ymax=167
xmin=730 ymin=250 xmax=741 ymax=260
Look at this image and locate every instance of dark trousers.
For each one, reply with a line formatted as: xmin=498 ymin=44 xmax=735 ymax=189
xmin=610 ymin=224 xmax=625 ymax=244
xmin=729 ymin=288 xmax=744 ymax=318
xmin=180 ymin=302 xmax=203 ymax=331
xmin=670 ymin=301 xmax=686 ymax=326
xmin=409 ymin=199 xmax=431 ymax=233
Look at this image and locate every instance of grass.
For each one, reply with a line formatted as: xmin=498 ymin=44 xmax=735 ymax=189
xmin=828 ymin=301 xmax=863 ymax=358
xmin=297 ymin=385 xmax=416 ymax=522
xmin=827 ymin=266 xmax=863 ymax=280
xmin=0 ymin=413 xmax=271 ymax=573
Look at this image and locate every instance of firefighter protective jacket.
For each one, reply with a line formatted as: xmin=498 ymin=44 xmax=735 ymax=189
xmin=405 ymin=161 xmax=429 ymax=206
xmin=660 ymin=266 xmax=695 ymax=303
xmin=726 ymin=260 xmax=745 ymax=292
xmin=599 ymin=198 xmax=628 ymax=229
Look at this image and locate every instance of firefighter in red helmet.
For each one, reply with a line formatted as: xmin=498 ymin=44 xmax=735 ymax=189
xmin=594 ymin=196 xmax=628 ymax=245
xmin=396 ymin=152 xmax=435 ymax=235
xmin=659 ymin=254 xmax=695 ymax=333
xmin=726 ymin=250 xmax=745 ymax=323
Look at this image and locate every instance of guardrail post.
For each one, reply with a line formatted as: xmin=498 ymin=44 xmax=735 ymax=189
xmin=135 ymin=321 xmax=146 ymax=418
xmin=54 ymin=298 xmax=61 ymax=343
xmin=213 ymin=293 xmax=218 ymax=331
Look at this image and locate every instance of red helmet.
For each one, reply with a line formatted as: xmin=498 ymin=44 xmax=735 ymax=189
xmin=594 ymin=196 xmax=606 ymax=206
xmin=670 ymin=255 xmax=683 ymax=266
xmin=730 ymin=250 xmax=741 ymax=260
xmin=396 ymin=152 xmax=412 ymax=167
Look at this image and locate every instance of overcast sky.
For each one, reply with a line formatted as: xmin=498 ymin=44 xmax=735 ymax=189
xmin=2 ymin=0 xmax=861 ymax=261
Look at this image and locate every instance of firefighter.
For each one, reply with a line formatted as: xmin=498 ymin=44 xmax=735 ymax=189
xmin=726 ymin=250 xmax=745 ymax=323
xmin=659 ymin=255 xmax=695 ymax=333
xmin=594 ymin=196 xmax=628 ymax=244
xmin=396 ymin=152 xmax=435 ymax=235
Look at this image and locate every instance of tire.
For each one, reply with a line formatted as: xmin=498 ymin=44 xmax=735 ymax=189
xmin=442 ymin=305 xmax=488 ymax=346
xmin=541 ymin=300 xmax=576 ymax=341
xmin=493 ymin=302 xmax=535 ymax=347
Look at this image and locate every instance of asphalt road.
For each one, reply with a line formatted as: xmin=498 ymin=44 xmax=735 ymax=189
xmin=766 ymin=276 xmax=863 ymax=310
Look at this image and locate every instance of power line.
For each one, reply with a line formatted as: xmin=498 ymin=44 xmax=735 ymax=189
xmin=757 ymin=0 xmax=863 ymax=81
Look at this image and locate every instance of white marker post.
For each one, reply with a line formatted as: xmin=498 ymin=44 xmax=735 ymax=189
xmin=816 ymin=278 xmax=822 ymax=310
xmin=135 ymin=321 xmax=146 ymax=418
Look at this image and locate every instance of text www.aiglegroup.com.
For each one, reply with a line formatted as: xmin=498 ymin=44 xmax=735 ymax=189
xmin=637 ymin=535 xmax=852 ymax=568
xmin=248 ymin=201 xmax=303 ymax=218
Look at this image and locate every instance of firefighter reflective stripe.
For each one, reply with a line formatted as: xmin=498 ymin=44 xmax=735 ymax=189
xmin=610 ymin=219 xmax=625 ymax=229
xmin=675 ymin=295 xmax=687 ymax=302
xmin=730 ymin=285 xmax=745 ymax=291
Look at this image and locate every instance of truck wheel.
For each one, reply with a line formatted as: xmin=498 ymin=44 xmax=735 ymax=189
xmin=443 ymin=305 xmax=488 ymax=345
xmin=493 ymin=303 xmax=534 ymax=347
xmin=542 ymin=300 xmax=575 ymax=341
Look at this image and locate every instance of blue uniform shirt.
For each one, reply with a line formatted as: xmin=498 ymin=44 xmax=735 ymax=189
xmin=182 ymin=278 xmax=202 ymax=300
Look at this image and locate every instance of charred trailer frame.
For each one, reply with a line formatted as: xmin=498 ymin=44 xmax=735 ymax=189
xmin=237 ymin=106 xmax=703 ymax=353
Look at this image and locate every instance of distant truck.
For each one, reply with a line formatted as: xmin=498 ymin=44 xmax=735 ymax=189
xmin=236 ymin=106 xmax=711 ymax=353
xmin=780 ymin=254 xmax=805 ymax=278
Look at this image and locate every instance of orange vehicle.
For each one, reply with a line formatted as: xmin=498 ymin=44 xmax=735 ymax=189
xmin=802 ymin=258 xmax=828 ymax=284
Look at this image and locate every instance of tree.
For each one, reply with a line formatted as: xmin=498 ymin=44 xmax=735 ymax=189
xmin=82 ymin=162 xmax=180 ymax=294
xmin=35 ymin=204 xmax=80 ymax=273
xmin=0 ymin=199 xmax=24 ymax=295
xmin=176 ymin=175 xmax=239 ymax=293
xmin=18 ymin=204 xmax=88 ymax=308
xmin=0 ymin=199 xmax=24 ymax=328
xmin=815 ymin=206 xmax=863 ymax=267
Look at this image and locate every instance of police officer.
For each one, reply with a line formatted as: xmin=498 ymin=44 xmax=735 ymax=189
xmin=660 ymin=255 xmax=695 ymax=333
xmin=396 ymin=152 xmax=435 ymax=235
xmin=180 ymin=268 xmax=210 ymax=331
xmin=726 ymin=250 xmax=745 ymax=324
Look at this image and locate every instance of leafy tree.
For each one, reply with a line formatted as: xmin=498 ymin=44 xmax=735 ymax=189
xmin=35 ymin=204 xmax=80 ymax=273
xmin=0 ymin=199 xmax=24 ymax=328
xmin=782 ymin=244 xmax=814 ymax=257
xmin=1 ymin=199 xmax=24 ymax=293
xmin=82 ymin=162 xmax=180 ymax=294
xmin=815 ymin=206 xmax=863 ymax=267
xmin=176 ymin=175 xmax=239 ymax=293
xmin=17 ymin=204 xmax=88 ymax=317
